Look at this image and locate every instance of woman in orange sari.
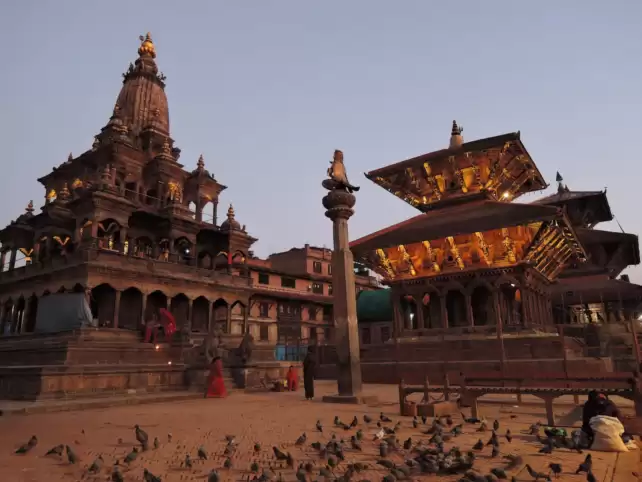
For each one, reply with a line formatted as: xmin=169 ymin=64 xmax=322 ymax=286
xmin=286 ymin=366 xmax=298 ymax=391
xmin=205 ymin=356 xmax=227 ymax=398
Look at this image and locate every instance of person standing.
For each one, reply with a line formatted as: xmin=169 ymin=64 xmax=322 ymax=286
xmin=303 ymin=346 xmax=316 ymax=400
xmin=205 ymin=356 xmax=227 ymax=398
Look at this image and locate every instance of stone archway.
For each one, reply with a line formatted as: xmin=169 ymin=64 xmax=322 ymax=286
xmin=198 ymin=251 xmax=213 ymax=269
xmin=471 ymin=285 xmax=494 ymax=326
xmin=212 ymin=298 xmax=228 ymax=333
xmin=1 ymin=298 xmax=14 ymax=334
xmin=230 ymin=300 xmax=246 ymax=334
xmin=146 ymin=291 xmax=168 ymax=321
xmin=191 ymin=296 xmax=210 ymax=333
xmin=96 ymin=219 xmax=121 ymax=251
xmin=174 ymin=238 xmax=193 ymax=265
xmin=170 ymin=293 xmax=190 ymax=329
xmin=119 ymin=288 xmax=143 ymax=330
xmin=445 ymin=290 xmax=467 ymax=328
xmin=90 ymin=283 xmax=116 ymax=327
xmin=400 ymin=295 xmax=418 ymax=331
xmin=13 ymin=296 xmax=26 ymax=333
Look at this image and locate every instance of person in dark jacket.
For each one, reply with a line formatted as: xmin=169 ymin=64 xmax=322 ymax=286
xmin=302 ymin=346 xmax=316 ymax=400
xmin=582 ymin=391 xmax=622 ymax=445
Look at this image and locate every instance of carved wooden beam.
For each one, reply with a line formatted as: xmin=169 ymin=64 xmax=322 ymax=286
xmin=422 ymin=162 xmax=442 ymax=200
xmin=375 ymin=248 xmax=396 ymax=278
xmin=446 ymin=236 xmax=465 ymax=270
xmin=474 ymin=232 xmax=492 ymax=266
xmin=398 ymin=244 xmax=417 ymax=276
xmin=421 ymin=240 xmax=441 ymax=272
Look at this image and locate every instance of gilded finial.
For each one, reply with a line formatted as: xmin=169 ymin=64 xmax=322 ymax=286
xmin=138 ymin=33 xmax=156 ymax=59
xmin=197 ymin=154 xmax=205 ymax=170
xmin=227 ymin=204 xmax=235 ymax=220
xmin=25 ymin=200 xmax=34 ymax=215
xmin=449 ymin=120 xmax=464 ymax=149
xmin=67 ymin=152 xmax=73 ymax=163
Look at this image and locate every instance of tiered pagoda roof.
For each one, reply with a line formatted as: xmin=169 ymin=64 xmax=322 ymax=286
xmin=351 ymin=122 xmax=587 ymax=283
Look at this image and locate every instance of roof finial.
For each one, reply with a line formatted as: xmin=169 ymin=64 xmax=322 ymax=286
xmin=555 ymin=171 xmax=566 ymax=193
xmin=138 ymin=33 xmax=156 ymax=59
xmin=197 ymin=154 xmax=205 ymax=170
xmin=449 ymin=120 xmax=464 ymax=149
xmin=227 ymin=204 xmax=235 ymax=220
xmin=25 ymin=200 xmax=34 ymax=215
xmin=67 ymin=152 xmax=73 ymax=162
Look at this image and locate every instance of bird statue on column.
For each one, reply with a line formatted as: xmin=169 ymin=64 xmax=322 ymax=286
xmin=326 ymin=150 xmax=360 ymax=193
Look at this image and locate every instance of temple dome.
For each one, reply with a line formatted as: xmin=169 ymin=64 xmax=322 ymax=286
xmin=220 ymin=204 xmax=241 ymax=231
xmin=114 ymin=33 xmax=170 ymax=136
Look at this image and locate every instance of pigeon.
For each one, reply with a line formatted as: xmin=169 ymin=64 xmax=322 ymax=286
xmin=363 ymin=414 xmax=372 ymax=424
xmin=225 ymin=434 xmax=236 ymax=444
xmin=350 ymin=436 xmax=362 ymax=451
xmin=135 ymin=425 xmax=149 ymax=447
xmin=576 ymin=454 xmax=592 ymax=474
xmin=224 ymin=457 xmax=233 ymax=469
xmin=380 ymin=412 xmax=392 ymax=422
xmin=273 ymin=446 xmax=289 ymax=460
xmin=526 ymin=464 xmax=549 ymax=481
xmin=462 ymin=413 xmax=481 ymax=424
xmin=316 ymin=420 xmax=323 ymax=432
xmin=477 ymin=421 xmax=488 ymax=432
xmin=379 ymin=441 xmax=388 ymax=457
xmin=251 ymin=461 xmax=260 ymax=473
xmin=473 ymin=439 xmax=484 ymax=450
xmin=587 ymin=471 xmax=597 ymax=482
xmin=548 ymin=463 xmax=562 ymax=478
xmin=505 ymin=429 xmax=512 ymax=443
xmin=295 ymin=433 xmax=307 ymax=446
xmin=491 ymin=444 xmax=500 ymax=458
xmin=88 ymin=455 xmax=104 ymax=473
xmin=198 ymin=445 xmax=208 ymax=460
xmin=490 ymin=467 xmax=507 ymax=479
xmin=44 ymin=444 xmax=64 ymax=457
xmin=350 ymin=416 xmax=358 ymax=428
xmin=538 ymin=443 xmax=553 ymax=454
xmin=493 ymin=420 xmax=500 ymax=431
xmin=503 ymin=454 xmax=523 ymax=470
xmin=111 ymin=466 xmax=125 ymax=482
xmin=15 ymin=436 xmax=38 ymax=454
xmin=184 ymin=454 xmax=193 ymax=469
xmin=487 ymin=432 xmax=499 ymax=447
xmin=153 ymin=437 xmax=159 ymax=449
xmin=167 ymin=433 xmax=172 ymax=442
xmin=254 ymin=442 xmax=261 ymax=453
xmin=208 ymin=470 xmax=220 ymax=482
xmin=143 ymin=468 xmax=162 ymax=482
xmin=403 ymin=437 xmax=412 ymax=450
xmin=65 ymin=445 xmax=79 ymax=464
xmin=124 ymin=447 xmax=139 ymax=464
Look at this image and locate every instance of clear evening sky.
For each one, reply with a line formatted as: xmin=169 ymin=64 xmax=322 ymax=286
xmin=0 ymin=2 xmax=640 ymax=279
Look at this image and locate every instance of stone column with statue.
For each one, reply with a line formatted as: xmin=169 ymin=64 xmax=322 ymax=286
xmin=321 ymin=150 xmax=373 ymax=404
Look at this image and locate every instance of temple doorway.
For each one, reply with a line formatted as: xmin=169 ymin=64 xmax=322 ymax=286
xmin=471 ymin=285 xmax=493 ymax=326
xmin=170 ymin=293 xmax=190 ymax=329
xmin=421 ymin=292 xmax=441 ymax=329
xmin=24 ymin=295 xmax=38 ymax=332
xmin=90 ymin=283 xmax=116 ymax=327
xmin=400 ymin=295 xmax=418 ymax=330
xmin=445 ymin=290 xmax=466 ymax=327
xmin=498 ymin=282 xmax=522 ymax=327
xmin=145 ymin=291 xmax=168 ymax=321
xmin=191 ymin=296 xmax=210 ymax=332
xmin=212 ymin=298 xmax=228 ymax=333
xmin=119 ymin=288 xmax=143 ymax=330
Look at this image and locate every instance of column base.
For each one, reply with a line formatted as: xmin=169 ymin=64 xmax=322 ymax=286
xmin=322 ymin=394 xmax=379 ymax=405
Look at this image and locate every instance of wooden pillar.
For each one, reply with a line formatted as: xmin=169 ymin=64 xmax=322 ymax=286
xmin=243 ymin=304 xmax=249 ymax=334
xmin=8 ymin=249 xmax=17 ymax=270
xmin=212 ymin=199 xmax=219 ymax=226
xmin=226 ymin=305 xmax=232 ymax=334
xmin=493 ymin=291 xmax=506 ymax=377
xmin=113 ymin=290 xmax=121 ymax=328
xmin=440 ymin=296 xmax=448 ymax=329
xmin=465 ymin=293 xmax=474 ymax=327
xmin=392 ymin=295 xmax=403 ymax=338
xmin=140 ymin=294 xmax=148 ymax=328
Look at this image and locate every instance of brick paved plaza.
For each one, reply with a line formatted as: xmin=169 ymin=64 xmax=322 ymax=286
xmin=0 ymin=381 xmax=639 ymax=481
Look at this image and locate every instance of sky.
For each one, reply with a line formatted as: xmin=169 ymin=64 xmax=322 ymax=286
xmin=0 ymin=1 xmax=641 ymax=279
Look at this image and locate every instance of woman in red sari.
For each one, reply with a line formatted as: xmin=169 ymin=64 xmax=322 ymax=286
xmin=205 ymin=356 xmax=227 ymax=398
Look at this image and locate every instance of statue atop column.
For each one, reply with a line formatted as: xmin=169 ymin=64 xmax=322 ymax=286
xmin=323 ymin=150 xmax=361 ymax=193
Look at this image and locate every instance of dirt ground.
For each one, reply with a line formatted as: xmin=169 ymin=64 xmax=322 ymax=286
xmin=0 ymin=381 xmax=637 ymax=481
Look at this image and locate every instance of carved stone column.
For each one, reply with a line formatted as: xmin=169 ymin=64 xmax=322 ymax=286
xmin=140 ymin=294 xmax=148 ymax=327
xmin=212 ymin=199 xmax=219 ymax=226
xmin=392 ymin=295 xmax=403 ymax=338
xmin=186 ymin=299 xmax=193 ymax=331
xmin=113 ymin=290 xmax=122 ymax=328
xmin=206 ymin=300 xmax=213 ymax=333
xmin=226 ymin=305 xmax=232 ymax=334
xmin=321 ymin=182 xmax=363 ymax=403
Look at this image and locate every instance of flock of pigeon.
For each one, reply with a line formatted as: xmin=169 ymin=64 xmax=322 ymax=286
xmin=12 ymin=410 xmax=600 ymax=481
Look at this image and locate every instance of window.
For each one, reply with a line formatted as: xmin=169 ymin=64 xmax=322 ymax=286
xmin=381 ymin=326 xmax=391 ymax=343
xmin=259 ymin=302 xmax=269 ymax=318
xmin=258 ymin=272 xmax=269 ymax=284
xmin=313 ymin=261 xmax=322 ymax=273
xmin=361 ymin=327 xmax=371 ymax=345
xmin=328 ymin=264 xmax=332 ymax=275
xmin=323 ymin=305 xmax=333 ymax=321
xmin=308 ymin=306 xmax=318 ymax=321
xmin=328 ymin=284 xmax=333 ymax=296
xmin=281 ymin=277 xmax=296 ymax=289
xmin=259 ymin=324 xmax=269 ymax=341
xmin=312 ymin=282 xmax=323 ymax=294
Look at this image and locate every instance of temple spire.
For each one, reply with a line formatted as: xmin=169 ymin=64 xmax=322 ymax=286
xmin=25 ymin=200 xmax=34 ymax=215
xmin=197 ymin=154 xmax=205 ymax=170
xmin=556 ymin=171 xmax=567 ymax=193
xmin=449 ymin=120 xmax=464 ymax=149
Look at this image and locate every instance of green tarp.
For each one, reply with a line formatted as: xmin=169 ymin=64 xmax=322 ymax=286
xmin=357 ymin=289 xmax=393 ymax=323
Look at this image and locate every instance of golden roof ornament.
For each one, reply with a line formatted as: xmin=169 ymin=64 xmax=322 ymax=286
xmin=138 ymin=33 xmax=156 ymax=59
xmin=197 ymin=154 xmax=205 ymax=170
xmin=66 ymin=152 xmax=73 ymax=163
xmin=227 ymin=204 xmax=235 ymax=220
xmin=25 ymin=200 xmax=34 ymax=215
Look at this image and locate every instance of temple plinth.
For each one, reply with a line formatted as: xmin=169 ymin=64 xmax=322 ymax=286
xmin=321 ymin=151 xmax=368 ymax=404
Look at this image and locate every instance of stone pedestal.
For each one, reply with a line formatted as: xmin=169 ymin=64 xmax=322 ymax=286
xmin=320 ymin=184 xmax=369 ymax=403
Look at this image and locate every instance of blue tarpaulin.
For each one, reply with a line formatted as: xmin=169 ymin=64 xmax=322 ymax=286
xmin=275 ymin=344 xmax=307 ymax=361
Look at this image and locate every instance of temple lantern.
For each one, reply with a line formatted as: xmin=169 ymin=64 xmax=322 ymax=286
xmin=422 ymin=293 xmax=431 ymax=306
xmin=514 ymin=289 xmax=522 ymax=302
xmin=404 ymin=295 xmax=414 ymax=303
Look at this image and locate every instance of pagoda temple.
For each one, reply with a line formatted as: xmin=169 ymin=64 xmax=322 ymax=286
xmin=350 ymin=121 xmax=591 ymax=336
